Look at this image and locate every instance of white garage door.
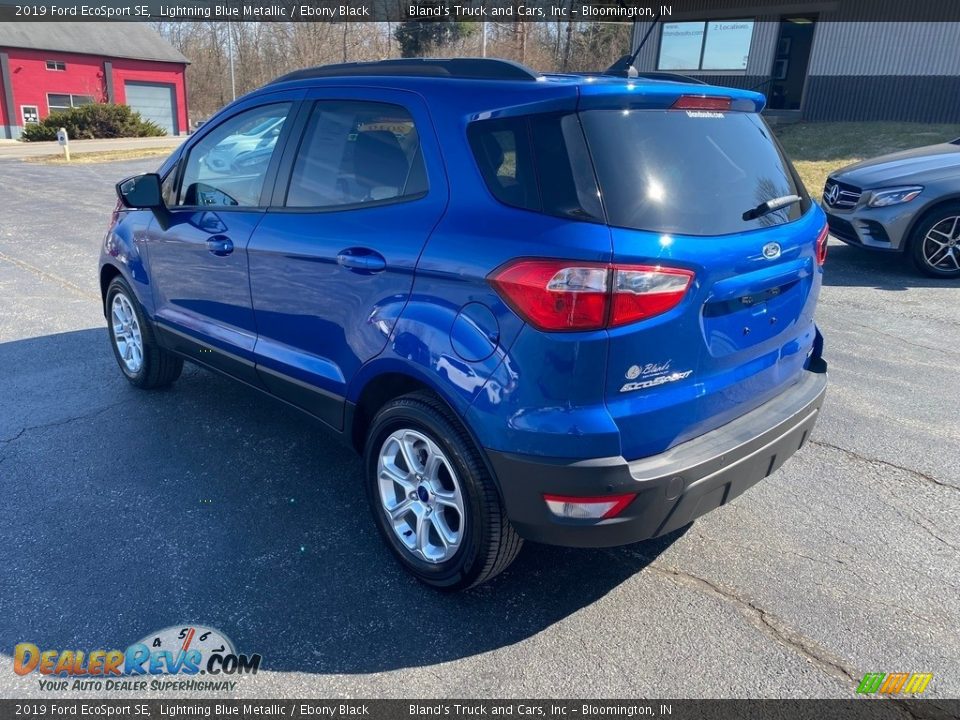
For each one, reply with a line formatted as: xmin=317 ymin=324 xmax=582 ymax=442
xmin=124 ymin=82 xmax=176 ymax=135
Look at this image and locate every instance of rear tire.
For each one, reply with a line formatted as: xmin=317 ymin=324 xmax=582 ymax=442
xmin=106 ymin=276 xmax=183 ymax=389
xmin=364 ymin=391 xmax=522 ymax=591
xmin=909 ymin=204 xmax=960 ymax=278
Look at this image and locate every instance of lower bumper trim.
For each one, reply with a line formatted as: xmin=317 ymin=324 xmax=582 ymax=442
xmin=487 ymin=369 xmax=827 ymax=548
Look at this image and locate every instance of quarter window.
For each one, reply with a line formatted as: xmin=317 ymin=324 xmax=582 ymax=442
xmin=177 ymin=103 xmax=291 ymax=208
xmin=285 ymin=101 xmax=428 ymax=208
xmin=468 ymin=113 xmax=603 ymax=221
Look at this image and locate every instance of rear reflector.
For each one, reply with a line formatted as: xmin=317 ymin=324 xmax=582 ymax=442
xmin=489 ymin=259 xmax=694 ymax=332
xmin=672 ymin=95 xmax=732 ymax=111
xmin=816 ymin=223 xmax=829 ymax=266
xmin=544 ymin=494 xmax=636 ymax=520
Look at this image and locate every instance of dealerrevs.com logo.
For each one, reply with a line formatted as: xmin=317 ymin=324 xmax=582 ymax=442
xmin=14 ymin=625 xmax=261 ymax=692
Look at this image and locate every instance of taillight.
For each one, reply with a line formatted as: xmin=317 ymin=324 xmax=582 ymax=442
xmin=611 ymin=266 xmax=695 ymax=326
xmin=672 ymin=95 xmax=732 ymax=111
xmin=489 ymin=259 xmax=694 ymax=332
xmin=816 ymin=223 xmax=829 ymax=266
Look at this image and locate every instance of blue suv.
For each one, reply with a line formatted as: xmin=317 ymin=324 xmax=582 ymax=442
xmin=100 ymin=59 xmax=828 ymax=590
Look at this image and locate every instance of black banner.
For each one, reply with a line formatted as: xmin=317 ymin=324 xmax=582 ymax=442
xmin=0 ymin=0 xmax=958 ymax=22
xmin=2 ymin=700 xmax=960 ymax=720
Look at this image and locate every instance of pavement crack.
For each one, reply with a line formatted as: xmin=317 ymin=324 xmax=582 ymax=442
xmin=624 ymin=554 xmax=858 ymax=688
xmin=0 ymin=427 xmax=26 ymax=445
xmin=809 ymin=439 xmax=957 ymax=493
xmin=0 ymin=401 xmax=129 ymax=445
xmin=0 ymin=249 xmax=101 ymax=301
xmin=828 ymin=316 xmax=960 ymax=356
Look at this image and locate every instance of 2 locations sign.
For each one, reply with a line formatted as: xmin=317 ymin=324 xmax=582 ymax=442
xmin=13 ymin=626 xmax=261 ymax=693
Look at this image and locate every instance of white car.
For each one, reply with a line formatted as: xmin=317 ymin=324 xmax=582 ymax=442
xmin=203 ymin=115 xmax=285 ymax=173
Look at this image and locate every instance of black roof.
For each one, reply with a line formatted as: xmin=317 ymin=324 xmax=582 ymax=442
xmin=271 ymin=58 xmax=541 ymax=85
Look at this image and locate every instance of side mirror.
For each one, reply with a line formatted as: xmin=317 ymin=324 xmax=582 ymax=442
xmin=117 ymin=173 xmax=163 ymax=209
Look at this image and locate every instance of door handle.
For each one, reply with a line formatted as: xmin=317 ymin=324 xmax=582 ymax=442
xmin=337 ymin=249 xmax=386 ymax=273
xmin=206 ymin=235 xmax=234 ymax=257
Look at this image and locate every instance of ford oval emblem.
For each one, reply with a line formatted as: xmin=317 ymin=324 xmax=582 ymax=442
xmin=762 ymin=242 xmax=781 ymax=260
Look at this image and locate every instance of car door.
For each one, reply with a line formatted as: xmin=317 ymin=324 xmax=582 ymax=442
xmin=146 ymin=96 xmax=300 ymax=385
xmin=247 ymin=89 xmax=449 ymax=429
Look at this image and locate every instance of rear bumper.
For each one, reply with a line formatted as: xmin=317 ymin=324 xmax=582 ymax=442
xmin=487 ymin=368 xmax=827 ymax=548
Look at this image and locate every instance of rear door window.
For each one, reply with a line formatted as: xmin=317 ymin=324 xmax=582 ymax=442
xmin=579 ymin=109 xmax=809 ymax=236
xmin=285 ymin=100 xmax=428 ymax=208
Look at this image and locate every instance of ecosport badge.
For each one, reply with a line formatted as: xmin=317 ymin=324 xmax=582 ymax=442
xmin=621 ymin=361 xmax=693 ymax=393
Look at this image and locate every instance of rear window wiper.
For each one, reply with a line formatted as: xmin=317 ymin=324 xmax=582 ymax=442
xmin=742 ymin=194 xmax=801 ymax=221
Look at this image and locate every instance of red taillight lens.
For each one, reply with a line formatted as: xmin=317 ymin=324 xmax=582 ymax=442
xmin=488 ymin=260 xmax=608 ymax=331
xmin=489 ymin=259 xmax=694 ymax=332
xmin=672 ymin=95 xmax=732 ymax=111
xmin=816 ymin=223 xmax=829 ymax=266
xmin=611 ymin=266 xmax=695 ymax=326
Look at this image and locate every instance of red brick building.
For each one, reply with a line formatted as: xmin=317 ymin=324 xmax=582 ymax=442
xmin=0 ymin=23 xmax=188 ymax=139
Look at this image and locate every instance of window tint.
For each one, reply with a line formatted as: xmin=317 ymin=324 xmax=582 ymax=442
xmin=468 ymin=113 xmax=602 ymax=221
xmin=177 ymin=103 xmax=291 ymax=208
xmin=286 ymin=101 xmax=428 ymax=208
xmin=579 ymin=109 xmax=809 ymax=236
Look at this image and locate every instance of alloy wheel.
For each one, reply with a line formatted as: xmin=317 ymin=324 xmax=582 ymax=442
xmin=111 ymin=293 xmax=144 ymax=374
xmin=376 ymin=428 xmax=466 ymax=563
xmin=922 ymin=216 xmax=960 ymax=272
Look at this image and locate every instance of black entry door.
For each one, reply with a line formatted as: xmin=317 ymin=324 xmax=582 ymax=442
xmin=768 ymin=16 xmax=817 ymax=111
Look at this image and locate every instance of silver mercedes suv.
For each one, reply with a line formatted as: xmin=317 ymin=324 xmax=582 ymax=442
xmin=823 ymin=138 xmax=960 ymax=278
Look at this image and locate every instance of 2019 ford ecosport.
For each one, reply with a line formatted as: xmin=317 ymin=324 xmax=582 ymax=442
xmin=100 ymin=58 xmax=828 ymax=590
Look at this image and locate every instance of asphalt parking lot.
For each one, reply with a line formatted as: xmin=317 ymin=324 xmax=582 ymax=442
xmin=0 ymin=157 xmax=958 ymax=700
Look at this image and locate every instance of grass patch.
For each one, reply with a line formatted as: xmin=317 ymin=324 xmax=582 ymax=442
xmin=26 ymin=148 xmax=172 ymax=165
xmin=773 ymin=122 xmax=960 ymax=197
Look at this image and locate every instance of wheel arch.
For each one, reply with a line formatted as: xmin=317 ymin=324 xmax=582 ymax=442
xmin=346 ymin=366 xmax=504 ymax=499
xmin=903 ymin=195 xmax=960 ymax=250
xmin=99 ymin=263 xmax=124 ymax=316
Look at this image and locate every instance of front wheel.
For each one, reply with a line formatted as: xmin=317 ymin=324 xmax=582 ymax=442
xmin=106 ymin=276 xmax=183 ymax=389
xmin=364 ymin=392 xmax=522 ymax=591
xmin=910 ymin=205 xmax=960 ymax=278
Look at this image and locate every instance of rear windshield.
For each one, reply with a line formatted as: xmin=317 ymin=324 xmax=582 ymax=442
xmin=579 ymin=109 xmax=809 ymax=236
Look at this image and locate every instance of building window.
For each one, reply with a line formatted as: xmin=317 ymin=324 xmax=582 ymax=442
xmin=21 ymin=106 xmax=39 ymax=125
xmin=45 ymin=60 xmax=67 ymax=71
xmin=48 ymin=94 xmax=95 ymax=113
xmin=658 ymin=20 xmax=755 ymax=71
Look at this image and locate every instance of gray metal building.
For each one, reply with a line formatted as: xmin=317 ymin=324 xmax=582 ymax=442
xmin=630 ymin=2 xmax=960 ymax=122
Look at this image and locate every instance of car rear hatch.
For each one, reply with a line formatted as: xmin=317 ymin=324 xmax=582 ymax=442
xmin=577 ymin=84 xmax=826 ymax=460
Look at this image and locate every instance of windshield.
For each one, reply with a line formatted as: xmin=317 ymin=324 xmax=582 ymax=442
xmin=579 ymin=109 xmax=809 ymax=236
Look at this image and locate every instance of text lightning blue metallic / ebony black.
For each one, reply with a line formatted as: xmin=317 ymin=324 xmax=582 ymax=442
xmin=100 ymin=58 xmax=828 ymax=590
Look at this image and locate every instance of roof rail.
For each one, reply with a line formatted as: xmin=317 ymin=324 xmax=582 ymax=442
xmin=271 ymin=58 xmax=541 ymax=85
